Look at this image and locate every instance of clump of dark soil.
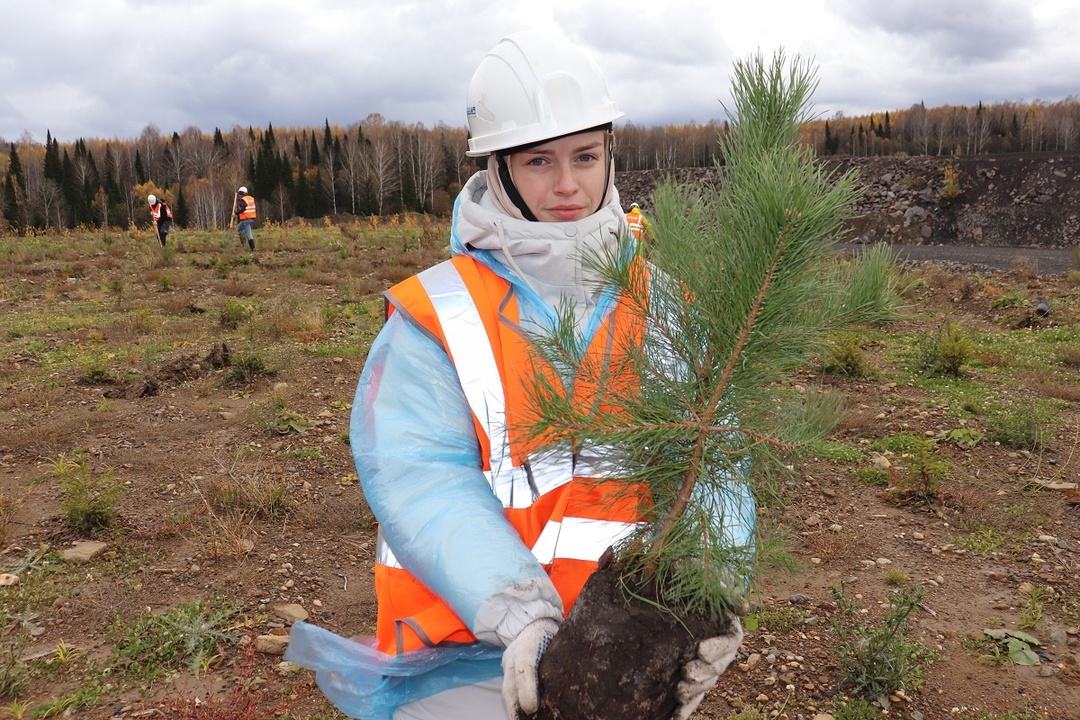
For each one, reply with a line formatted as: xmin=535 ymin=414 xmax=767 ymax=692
xmin=535 ymin=565 xmax=734 ymax=720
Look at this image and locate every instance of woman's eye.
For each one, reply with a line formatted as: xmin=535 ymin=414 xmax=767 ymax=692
xmin=525 ymin=157 xmax=546 ymax=167
xmin=577 ymin=154 xmax=598 ymax=163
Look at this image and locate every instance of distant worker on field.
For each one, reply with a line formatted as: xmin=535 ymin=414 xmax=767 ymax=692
xmin=625 ymin=201 xmax=651 ymax=240
xmin=235 ymin=186 xmax=256 ymax=251
xmin=147 ymin=193 xmax=173 ymax=247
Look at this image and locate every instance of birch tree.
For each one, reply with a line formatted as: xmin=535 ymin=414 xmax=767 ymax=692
xmin=361 ymin=114 xmax=399 ymax=216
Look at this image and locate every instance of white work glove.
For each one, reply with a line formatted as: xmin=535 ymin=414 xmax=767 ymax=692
xmin=501 ymin=617 xmax=560 ymax=718
xmin=673 ymin=618 xmax=744 ymax=720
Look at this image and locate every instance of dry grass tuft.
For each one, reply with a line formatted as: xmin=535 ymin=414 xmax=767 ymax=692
xmin=1011 ymin=254 xmax=1039 ymax=278
xmin=220 ymin=277 xmax=257 ymax=297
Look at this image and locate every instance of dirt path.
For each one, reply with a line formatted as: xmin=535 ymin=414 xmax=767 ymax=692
xmin=838 ymin=242 xmax=1078 ymax=275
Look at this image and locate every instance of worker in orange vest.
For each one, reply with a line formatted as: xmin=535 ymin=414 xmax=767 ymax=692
xmin=286 ymin=30 xmax=754 ymax=720
xmin=625 ymin=201 xmax=651 ymax=240
xmin=234 ymin=186 xmax=256 ymax=251
xmin=147 ymin=193 xmax=172 ymax=247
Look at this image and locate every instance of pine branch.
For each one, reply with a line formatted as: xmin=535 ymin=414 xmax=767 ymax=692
xmin=646 ymin=216 xmax=793 ymax=579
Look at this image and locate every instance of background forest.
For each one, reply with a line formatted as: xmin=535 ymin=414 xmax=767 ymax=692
xmin=1 ymin=97 xmax=1078 ymax=236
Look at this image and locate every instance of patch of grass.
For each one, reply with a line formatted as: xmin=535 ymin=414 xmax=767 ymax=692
xmin=831 ymin=699 xmax=882 ymax=720
xmin=108 ymin=596 xmax=239 ymax=680
xmin=1052 ymin=590 xmax=1080 ymax=626
xmin=956 ymin=527 xmax=1008 ymax=557
xmin=720 ymin=710 xmax=768 ymax=720
xmin=0 ymin=640 xmax=29 ymax=700
xmin=986 ymin=401 xmax=1055 ymax=450
xmin=219 ymin=298 xmax=254 ymax=330
xmin=851 ymin=467 xmax=891 ymax=486
xmin=76 ymin=364 xmax=116 ymax=386
xmin=869 ymin=432 xmax=925 ymax=454
xmin=989 ymin=290 xmax=1028 ymax=310
xmin=830 ymin=584 xmax=935 ymax=701
xmin=225 ymin=353 xmax=273 ymax=385
xmin=52 ymin=451 xmax=125 ymax=533
xmin=884 ymin=570 xmax=908 ymax=586
xmin=745 ymin=605 xmax=805 ymax=633
xmin=961 ymin=634 xmax=1008 ymax=666
xmin=278 ymin=447 xmax=324 ymax=461
xmin=207 ymin=473 xmax=292 ymax=520
xmin=26 ymin=682 xmax=106 ymax=717
xmin=807 ymin=440 xmax=865 ymax=464
xmin=1018 ymin=586 xmax=1048 ymax=630
xmin=0 ymin=494 xmax=17 ymax=547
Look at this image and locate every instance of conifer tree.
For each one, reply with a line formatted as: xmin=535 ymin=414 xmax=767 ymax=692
xmin=44 ymin=132 xmax=62 ymax=181
xmin=175 ymin=185 xmax=188 ymax=228
xmin=134 ymin=150 xmax=147 ymax=184
xmin=3 ymin=174 xmax=21 ymax=230
xmin=522 ymin=49 xmax=901 ymax=620
xmin=8 ymin=143 xmax=25 ymax=194
xmin=309 ymin=129 xmax=321 ymax=167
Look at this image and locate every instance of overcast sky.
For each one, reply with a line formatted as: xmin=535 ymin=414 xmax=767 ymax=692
xmin=2 ymin=0 xmax=1077 ymax=146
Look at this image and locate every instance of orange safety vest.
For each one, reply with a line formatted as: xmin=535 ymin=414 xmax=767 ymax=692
xmin=373 ymin=255 xmax=651 ymax=655
xmin=150 ymin=201 xmax=172 ymax=221
xmin=238 ymin=194 xmax=256 ymax=220
xmin=626 ymin=207 xmax=646 ymax=240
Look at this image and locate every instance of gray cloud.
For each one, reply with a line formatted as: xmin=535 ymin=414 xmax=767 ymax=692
xmin=827 ymin=0 xmax=1039 ymax=62
xmin=1 ymin=0 xmax=1076 ymax=145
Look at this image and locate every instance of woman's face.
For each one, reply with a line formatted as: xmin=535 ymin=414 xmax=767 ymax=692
xmin=506 ymin=130 xmax=608 ymax=222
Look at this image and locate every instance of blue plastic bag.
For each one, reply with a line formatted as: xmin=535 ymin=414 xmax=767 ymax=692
xmin=285 ymin=621 xmax=503 ymax=720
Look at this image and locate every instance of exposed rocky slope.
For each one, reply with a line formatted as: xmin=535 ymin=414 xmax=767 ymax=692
xmin=617 ymin=152 xmax=1080 ymax=249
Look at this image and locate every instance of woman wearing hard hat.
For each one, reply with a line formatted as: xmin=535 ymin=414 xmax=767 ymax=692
xmin=287 ymin=29 xmax=751 ymax=720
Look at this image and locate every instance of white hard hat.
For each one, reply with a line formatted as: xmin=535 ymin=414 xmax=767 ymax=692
xmin=465 ymin=30 xmax=624 ymax=157
xmin=238 ymin=186 xmax=248 ymax=193
xmin=147 ymin=194 xmax=156 ymax=204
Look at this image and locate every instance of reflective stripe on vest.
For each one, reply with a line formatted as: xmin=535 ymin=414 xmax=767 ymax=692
xmin=626 ymin=210 xmax=645 ymax=239
xmin=416 ymin=263 xmax=630 ymax=508
xmin=238 ymin=194 xmax=256 ymax=220
xmin=377 ymin=514 xmax=638 ymax=569
xmin=530 ymin=517 xmax=638 ymax=564
xmin=150 ymin=202 xmax=170 ymax=221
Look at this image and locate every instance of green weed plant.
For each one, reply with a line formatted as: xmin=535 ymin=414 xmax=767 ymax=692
xmin=830 ymin=585 xmax=934 ymax=702
xmin=108 ymin=597 xmax=239 ymax=680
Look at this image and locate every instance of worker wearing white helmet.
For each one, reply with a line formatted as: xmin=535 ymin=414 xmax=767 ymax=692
xmin=234 ymin=186 xmax=256 ymax=251
xmin=287 ymin=29 xmax=752 ymax=720
xmin=147 ymin=193 xmax=172 ymax=247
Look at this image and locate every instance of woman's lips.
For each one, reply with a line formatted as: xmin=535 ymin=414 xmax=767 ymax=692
xmin=547 ymin=206 xmax=584 ymax=220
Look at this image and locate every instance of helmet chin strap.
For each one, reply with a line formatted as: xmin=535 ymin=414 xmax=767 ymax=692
xmin=496 ymin=154 xmax=538 ymax=222
xmin=601 ymin=128 xmax=615 ymax=213
xmin=497 ymin=127 xmax=616 ymax=222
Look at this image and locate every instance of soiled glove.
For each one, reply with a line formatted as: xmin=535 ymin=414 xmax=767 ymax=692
xmin=673 ymin=618 xmax=744 ymax=720
xmin=501 ymin=617 xmax=560 ymax=718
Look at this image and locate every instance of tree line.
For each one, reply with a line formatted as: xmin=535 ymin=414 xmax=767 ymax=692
xmin=1 ymin=98 xmax=1078 ymax=235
